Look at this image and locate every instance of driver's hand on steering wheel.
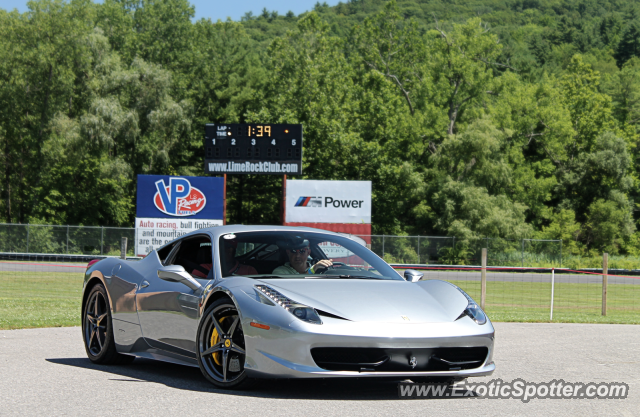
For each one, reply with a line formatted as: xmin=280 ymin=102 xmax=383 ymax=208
xmin=312 ymin=259 xmax=333 ymax=273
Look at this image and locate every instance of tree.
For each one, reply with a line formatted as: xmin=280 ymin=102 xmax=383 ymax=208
xmin=429 ymin=17 xmax=504 ymax=135
xmin=352 ymin=1 xmax=428 ymax=117
xmin=586 ymin=195 xmax=635 ymax=253
xmin=603 ymin=57 xmax=640 ymax=128
xmin=0 ymin=0 xmax=96 ymax=223
xmin=425 ymin=180 xmax=533 ymax=239
xmin=539 ymin=209 xmax=582 ymax=254
xmin=558 ymin=131 xmax=632 ymax=224
xmin=433 ymin=117 xmax=511 ymax=191
xmin=614 ymin=21 xmax=640 ymax=68
xmin=560 ymin=55 xmax=619 ymax=156
xmin=33 ymin=25 xmax=189 ymax=225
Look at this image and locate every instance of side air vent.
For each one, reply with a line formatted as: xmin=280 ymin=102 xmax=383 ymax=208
xmin=316 ymin=310 xmax=350 ymax=321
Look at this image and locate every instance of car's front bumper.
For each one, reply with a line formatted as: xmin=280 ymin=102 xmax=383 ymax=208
xmin=242 ymin=315 xmax=495 ymax=379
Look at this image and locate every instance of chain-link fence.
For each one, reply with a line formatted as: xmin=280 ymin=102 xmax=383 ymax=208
xmin=0 ymin=224 xmax=135 ymax=256
xmin=361 ymin=235 xmax=562 ymax=267
xmin=1 ymin=222 xmax=639 ymax=328
xmin=0 ymin=224 xmax=562 ymax=267
xmin=403 ymin=267 xmax=640 ymax=324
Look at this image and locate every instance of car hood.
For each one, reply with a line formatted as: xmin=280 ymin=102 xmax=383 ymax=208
xmin=255 ymin=278 xmax=469 ymax=323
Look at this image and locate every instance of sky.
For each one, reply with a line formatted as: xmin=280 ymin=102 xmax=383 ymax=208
xmin=0 ymin=0 xmax=343 ymax=21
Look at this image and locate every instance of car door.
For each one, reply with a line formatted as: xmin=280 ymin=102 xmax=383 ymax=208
xmin=136 ymin=234 xmax=214 ymax=356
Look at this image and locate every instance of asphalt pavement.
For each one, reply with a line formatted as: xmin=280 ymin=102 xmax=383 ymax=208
xmin=1 ymin=323 xmax=638 ymax=416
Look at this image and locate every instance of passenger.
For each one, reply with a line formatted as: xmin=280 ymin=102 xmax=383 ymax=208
xmin=273 ymin=237 xmax=333 ymax=275
xmin=193 ymin=238 xmax=257 ymax=278
xmin=222 ymin=238 xmax=258 ymax=276
xmin=191 ymin=242 xmax=213 ymax=278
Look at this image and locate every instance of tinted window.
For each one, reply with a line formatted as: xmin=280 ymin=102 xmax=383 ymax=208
xmin=218 ymin=231 xmax=401 ymax=280
xmin=168 ymin=235 xmax=213 ymax=278
xmin=157 ymin=243 xmax=175 ymax=265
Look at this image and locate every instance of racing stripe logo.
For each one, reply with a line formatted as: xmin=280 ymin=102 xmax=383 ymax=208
xmin=295 ymin=197 xmax=322 ymax=207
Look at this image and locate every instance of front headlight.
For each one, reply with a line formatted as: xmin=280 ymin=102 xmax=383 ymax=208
xmin=255 ymin=285 xmax=322 ymax=325
xmin=456 ymin=288 xmax=487 ymax=325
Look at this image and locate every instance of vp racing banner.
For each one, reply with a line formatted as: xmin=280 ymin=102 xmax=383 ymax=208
xmin=135 ymin=175 xmax=223 ymax=256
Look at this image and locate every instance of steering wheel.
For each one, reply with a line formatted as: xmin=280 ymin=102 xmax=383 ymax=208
xmin=316 ymin=261 xmax=354 ymax=274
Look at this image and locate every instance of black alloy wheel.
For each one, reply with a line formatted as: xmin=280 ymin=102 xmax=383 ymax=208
xmin=82 ymin=284 xmax=134 ymax=365
xmin=85 ymin=289 xmax=108 ymax=356
xmin=196 ymin=299 xmax=256 ymax=389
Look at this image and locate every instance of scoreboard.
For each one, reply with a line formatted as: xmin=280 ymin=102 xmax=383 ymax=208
xmin=204 ymin=124 xmax=302 ymax=175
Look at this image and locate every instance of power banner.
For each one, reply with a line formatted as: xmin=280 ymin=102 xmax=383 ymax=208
xmin=135 ymin=175 xmax=224 ymax=256
xmin=284 ymin=180 xmax=372 ymax=237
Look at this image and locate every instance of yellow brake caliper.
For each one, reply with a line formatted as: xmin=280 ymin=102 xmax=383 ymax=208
xmin=210 ymin=316 xmax=230 ymax=366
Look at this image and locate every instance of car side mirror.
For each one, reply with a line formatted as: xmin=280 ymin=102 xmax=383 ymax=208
xmin=404 ymin=269 xmax=424 ymax=282
xmin=158 ymin=265 xmax=202 ymax=291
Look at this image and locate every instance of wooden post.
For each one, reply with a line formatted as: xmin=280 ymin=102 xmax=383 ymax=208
xmin=281 ymin=174 xmax=287 ymax=225
xmin=602 ymin=252 xmax=608 ymax=316
xmin=222 ymin=174 xmax=227 ymax=225
xmin=481 ymin=248 xmax=487 ymax=310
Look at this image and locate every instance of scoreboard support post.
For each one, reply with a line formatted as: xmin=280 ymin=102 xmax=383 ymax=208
xmin=281 ymin=174 xmax=287 ymax=225
xmin=223 ymin=173 xmax=227 ymax=225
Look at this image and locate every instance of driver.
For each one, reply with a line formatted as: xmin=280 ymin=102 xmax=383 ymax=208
xmin=273 ymin=237 xmax=333 ymax=275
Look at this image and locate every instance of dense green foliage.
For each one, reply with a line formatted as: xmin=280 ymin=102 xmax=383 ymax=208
xmin=2 ymin=0 xmax=640 ymax=257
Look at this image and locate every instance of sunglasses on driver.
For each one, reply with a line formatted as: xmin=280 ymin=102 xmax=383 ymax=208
xmin=287 ymin=247 xmax=310 ymax=254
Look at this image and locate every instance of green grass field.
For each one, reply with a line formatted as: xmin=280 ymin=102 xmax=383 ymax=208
xmin=453 ymin=279 xmax=640 ymax=324
xmin=0 ymin=271 xmax=83 ymax=329
xmin=0 ymin=269 xmax=639 ymax=329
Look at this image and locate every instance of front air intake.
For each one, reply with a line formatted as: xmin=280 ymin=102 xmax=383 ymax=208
xmin=311 ymin=347 xmax=488 ymax=372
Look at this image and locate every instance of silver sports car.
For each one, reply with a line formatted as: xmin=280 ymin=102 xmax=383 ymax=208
xmin=82 ymin=225 xmax=495 ymax=389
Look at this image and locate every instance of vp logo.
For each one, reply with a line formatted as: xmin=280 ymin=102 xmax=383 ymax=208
xmin=154 ymin=178 xmax=206 ymax=217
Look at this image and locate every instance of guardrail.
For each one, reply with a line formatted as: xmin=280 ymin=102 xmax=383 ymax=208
xmin=0 ymin=252 xmax=142 ymax=263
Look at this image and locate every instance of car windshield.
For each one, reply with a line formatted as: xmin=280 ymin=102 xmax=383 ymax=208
xmin=218 ymin=231 xmax=402 ymax=280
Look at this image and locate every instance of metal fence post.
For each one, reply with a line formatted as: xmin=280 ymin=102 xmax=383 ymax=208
xmin=550 ymin=268 xmax=555 ymax=321
xmin=560 ymin=240 xmax=563 ymax=268
xmin=481 ymin=248 xmax=487 ymax=310
xmin=521 ymin=239 xmax=525 ymax=267
xmin=66 ymin=225 xmax=69 ymax=254
xmin=121 ymin=237 xmax=128 ymax=260
xmin=602 ymin=253 xmax=608 ymax=316
xmin=382 ymin=235 xmax=385 ymax=259
xmin=101 ymin=227 xmax=104 ymax=255
xmin=26 ymin=224 xmax=30 ymax=253
xmin=417 ymin=236 xmax=420 ymax=264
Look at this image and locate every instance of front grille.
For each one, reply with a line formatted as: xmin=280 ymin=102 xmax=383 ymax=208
xmin=311 ymin=347 xmax=488 ymax=372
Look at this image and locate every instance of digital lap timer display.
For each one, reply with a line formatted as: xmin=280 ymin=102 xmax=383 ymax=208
xmin=204 ymin=124 xmax=303 ymax=175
